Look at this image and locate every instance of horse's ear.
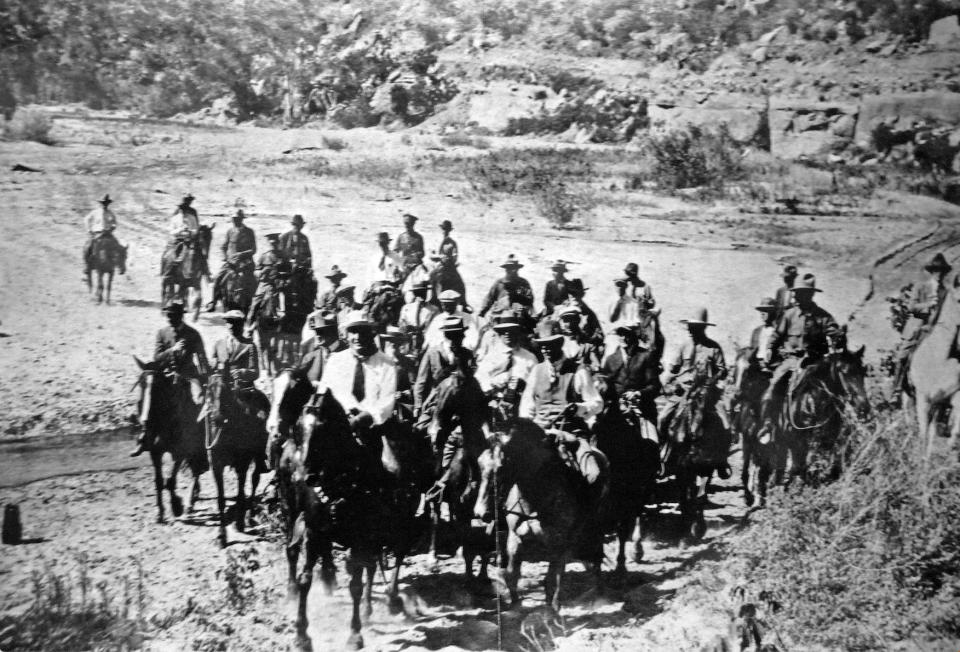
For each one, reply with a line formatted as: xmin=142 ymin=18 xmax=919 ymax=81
xmin=210 ymin=223 xmax=216 ymax=230
xmin=856 ymin=345 xmax=865 ymax=358
xmin=841 ymin=324 xmax=848 ymax=335
xmin=133 ymin=355 xmax=146 ymax=370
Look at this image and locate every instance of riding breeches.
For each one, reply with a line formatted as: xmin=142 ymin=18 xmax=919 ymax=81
xmin=760 ymin=357 xmax=799 ymax=421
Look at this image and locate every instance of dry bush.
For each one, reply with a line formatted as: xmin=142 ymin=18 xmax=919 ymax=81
xmin=439 ymin=131 xmax=491 ymax=149
xmin=218 ymin=547 xmax=260 ymax=614
xmin=733 ymin=411 xmax=960 ymax=650
xmin=3 ymin=109 xmax=55 ymax=145
xmin=638 ymin=124 xmax=745 ymax=193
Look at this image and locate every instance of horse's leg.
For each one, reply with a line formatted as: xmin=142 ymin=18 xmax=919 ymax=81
xmin=105 ymin=271 xmax=113 ymax=305
xmin=428 ymin=499 xmax=441 ymax=573
xmin=544 ymin=555 xmax=565 ymax=614
xmin=320 ymin=544 xmax=337 ymax=595
xmin=186 ymin=468 xmax=201 ymax=514
xmin=287 ymin=513 xmax=305 ymax=600
xmin=742 ymin=425 xmax=755 ymax=507
xmin=616 ymin=515 xmax=628 ymax=575
xmin=95 ymin=271 xmax=103 ymax=304
xmin=235 ymin=462 xmax=248 ymax=533
xmin=213 ymin=461 xmax=227 ymax=548
xmin=505 ymin=533 xmax=522 ymax=608
xmin=295 ymin=523 xmax=320 ymax=641
xmin=151 ymin=451 xmax=166 ymax=523
xmin=364 ymin=561 xmax=377 ymax=619
xmin=346 ymin=555 xmax=366 ymax=650
xmin=166 ymin=458 xmax=184 ymax=518
xmin=192 ymin=281 xmax=202 ymax=322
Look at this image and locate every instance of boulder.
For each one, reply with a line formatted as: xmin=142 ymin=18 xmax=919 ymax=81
xmin=855 ymin=93 xmax=960 ymax=145
xmin=647 ymin=93 xmax=767 ymax=144
xmin=769 ymin=98 xmax=859 ymax=158
xmin=928 ymin=16 xmax=960 ymax=47
xmin=463 ymin=82 xmax=559 ymax=133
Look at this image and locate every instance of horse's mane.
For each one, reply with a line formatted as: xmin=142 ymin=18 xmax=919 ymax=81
xmin=300 ymin=389 xmax=355 ymax=476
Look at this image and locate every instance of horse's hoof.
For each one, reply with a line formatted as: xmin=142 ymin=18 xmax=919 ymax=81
xmin=156 ymin=515 xmax=165 ymax=525
xmin=633 ymin=541 xmax=645 ymax=563
xmin=170 ymin=496 xmax=184 ymax=518
xmin=690 ymin=518 xmax=707 ymax=541
xmin=295 ymin=629 xmax=314 ymax=652
xmin=743 ymin=491 xmax=755 ymax=507
xmin=218 ymin=531 xmax=227 ymax=548
xmin=346 ymin=632 xmax=364 ymax=650
xmin=387 ymin=593 xmax=404 ymax=615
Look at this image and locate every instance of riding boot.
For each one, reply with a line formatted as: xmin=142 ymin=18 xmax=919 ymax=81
xmin=129 ymin=430 xmax=150 ymax=457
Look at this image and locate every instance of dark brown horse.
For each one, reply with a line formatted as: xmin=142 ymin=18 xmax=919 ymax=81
xmin=474 ymin=418 xmax=608 ymax=612
xmin=132 ymin=357 xmax=207 ymax=523
xmin=203 ymin=374 xmax=269 ymax=547
xmin=161 ymin=225 xmax=214 ymax=321
xmin=281 ymin=390 xmax=427 ymax=650
xmin=256 ymin=264 xmax=317 ymax=377
xmin=86 ymin=236 xmax=128 ymax=305
xmin=209 ymin=253 xmax=256 ymax=314
xmin=730 ymin=346 xmax=775 ymax=507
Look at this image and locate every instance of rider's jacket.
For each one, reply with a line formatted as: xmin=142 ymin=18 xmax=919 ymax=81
xmin=518 ymin=358 xmax=602 ymax=428
xmin=667 ymin=336 xmax=727 ymax=391
xmin=562 ymin=335 xmax=601 ymax=372
xmin=903 ymin=277 xmax=948 ymax=339
xmin=601 ymin=345 xmax=661 ymax=399
xmin=749 ymin=324 xmax=777 ymax=364
xmin=369 ymin=248 xmax=404 ymax=286
xmin=221 ymin=225 xmax=256 ymax=261
xmin=414 ymin=343 xmax=476 ymax=414
xmin=255 ymin=250 xmax=283 ymax=285
xmin=479 ymin=276 xmax=535 ymax=317
xmin=770 ymin=303 xmax=839 ymax=360
xmin=542 ymin=279 xmax=571 ymax=316
xmin=393 ymin=230 xmax=424 ymax=267
xmin=318 ymin=350 xmax=397 ymax=426
xmin=211 ymin=332 xmax=259 ymax=386
xmin=625 ymin=276 xmax=655 ymax=307
xmin=297 ymin=338 xmax=345 ymax=383
xmin=168 ymin=207 xmax=199 ymax=236
xmin=398 ymin=299 xmax=440 ymax=343
xmin=155 ymin=322 xmax=209 ymax=378
xmin=84 ymin=206 xmax=116 ymax=234
xmin=437 ymin=235 xmax=458 ymax=263
xmin=279 ymin=230 xmax=311 ymax=268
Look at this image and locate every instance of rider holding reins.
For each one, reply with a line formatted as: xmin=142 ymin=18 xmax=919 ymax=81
xmin=82 ymin=194 xmax=119 ymax=279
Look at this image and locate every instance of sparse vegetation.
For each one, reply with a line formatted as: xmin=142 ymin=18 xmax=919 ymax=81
xmin=2 ymin=109 xmax=55 ymax=145
xmin=219 ymin=547 xmax=261 ymax=614
xmin=640 ymin=124 xmax=745 ymax=193
xmin=321 ymin=134 xmax=348 ymax=152
xmin=439 ymin=131 xmax=491 ymax=149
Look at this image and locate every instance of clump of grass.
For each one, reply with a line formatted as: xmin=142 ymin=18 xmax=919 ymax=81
xmin=3 ymin=109 xmax=56 ymax=145
xmin=218 ymin=547 xmax=260 ymax=614
xmin=321 ymin=134 xmax=347 ymax=151
xmin=439 ymin=131 xmax=491 ymax=149
xmin=0 ymin=555 xmax=147 ymax=651
xmin=732 ymin=411 xmax=960 ymax=650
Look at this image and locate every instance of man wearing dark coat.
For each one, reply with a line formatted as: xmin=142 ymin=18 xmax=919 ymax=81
xmin=279 ymin=214 xmax=312 ymax=268
xmin=600 ymin=324 xmax=661 ymax=424
xmin=394 ymin=213 xmax=425 ymax=276
xmin=542 ymin=260 xmax=572 ymax=317
xmin=479 ymin=254 xmax=535 ymax=318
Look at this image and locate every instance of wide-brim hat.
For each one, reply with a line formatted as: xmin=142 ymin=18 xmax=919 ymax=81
xmin=222 ymin=309 xmax=245 ymax=321
xmin=615 ymin=322 xmax=639 ymax=336
xmin=680 ymin=307 xmax=715 ymax=326
xmin=925 ymin=253 xmax=952 ymax=272
xmin=558 ymin=304 xmax=581 ymax=319
xmin=439 ymin=219 xmax=453 ymax=230
xmin=411 ymin=280 xmax=430 ymax=292
xmin=791 ymin=273 xmax=822 ymax=293
xmin=403 ymin=213 xmax=419 ymax=224
xmin=567 ymin=278 xmax=587 ymax=295
xmin=377 ymin=231 xmax=390 ymax=243
xmin=336 ymin=284 xmax=356 ymax=297
xmin=755 ymin=297 xmax=778 ymax=312
xmin=343 ymin=311 xmax=375 ymax=333
xmin=379 ymin=325 xmax=408 ymax=342
xmin=532 ymin=319 xmax=563 ymax=344
xmin=782 ymin=264 xmax=798 ymax=278
xmin=307 ymin=310 xmax=337 ymax=330
xmin=234 ymin=209 xmax=245 ymax=220
xmin=438 ymin=289 xmax=461 ymax=302
xmin=325 ymin=265 xmax=347 ymax=280
xmin=265 ymin=233 xmax=281 ymax=242
xmin=550 ymin=259 xmax=569 ymax=272
xmin=99 ymin=194 xmax=112 ymax=205
xmin=180 ymin=193 xmax=195 ymax=204
xmin=624 ymin=262 xmax=638 ymax=275
xmin=291 ymin=214 xmax=305 ymax=226
xmin=500 ymin=254 xmax=524 ymax=269
xmin=492 ymin=314 xmax=522 ymax=331
xmin=163 ymin=300 xmax=186 ymax=314
xmin=440 ymin=316 xmax=465 ymax=333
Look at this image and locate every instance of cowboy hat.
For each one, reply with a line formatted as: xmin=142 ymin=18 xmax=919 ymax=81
xmin=439 ymin=219 xmax=453 ymax=231
xmin=233 ymin=209 xmax=245 ymax=220
xmin=377 ymin=231 xmax=390 ymax=243
xmin=615 ymin=322 xmax=640 ymax=336
xmin=925 ymin=253 xmax=952 ymax=272
xmin=163 ymin=300 xmax=186 ymax=314
xmin=411 ymin=279 xmax=430 ymax=292
xmin=440 ymin=316 xmax=465 ymax=332
xmin=755 ymin=297 xmax=778 ymax=312
xmin=343 ymin=311 xmax=375 ymax=333
xmin=180 ymin=194 xmax=195 ymax=204
xmin=265 ymin=233 xmax=281 ymax=242
xmin=99 ymin=194 xmax=112 ymax=205
xmin=624 ymin=262 xmax=638 ymax=275
xmin=492 ymin=313 xmax=522 ymax=331
xmin=782 ymin=264 xmax=798 ymax=278
xmin=558 ymin=304 xmax=581 ymax=318
xmin=291 ymin=214 xmax=305 ymax=226
xmin=500 ymin=254 xmax=523 ymax=269
xmin=613 ymin=277 xmax=630 ymax=287
xmin=307 ymin=310 xmax=337 ymax=330
xmin=438 ymin=289 xmax=461 ymax=302
xmin=532 ymin=320 xmax=563 ymax=344
xmin=336 ymin=284 xmax=356 ymax=297
xmin=791 ymin=273 xmax=822 ymax=293
xmin=680 ymin=307 xmax=715 ymax=326
xmin=222 ymin=309 xmax=245 ymax=321
xmin=567 ymin=278 xmax=587 ymax=295
xmin=379 ymin=325 xmax=408 ymax=342
xmin=324 ymin=265 xmax=347 ymax=280
xmin=550 ymin=260 xmax=569 ymax=272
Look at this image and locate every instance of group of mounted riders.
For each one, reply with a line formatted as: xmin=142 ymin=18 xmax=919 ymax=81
xmin=97 ymin=192 xmax=886 ymax=646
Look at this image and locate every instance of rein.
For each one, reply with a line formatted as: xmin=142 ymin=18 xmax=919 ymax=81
xmin=785 ymin=360 xmax=846 ymax=431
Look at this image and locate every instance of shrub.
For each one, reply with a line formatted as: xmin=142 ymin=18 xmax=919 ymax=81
xmin=321 ymin=134 xmax=347 ymax=151
xmin=3 ymin=109 xmax=55 ymax=145
xmin=219 ymin=547 xmax=260 ymax=614
xmin=439 ymin=131 xmax=491 ymax=149
xmin=641 ymin=124 xmax=744 ymax=192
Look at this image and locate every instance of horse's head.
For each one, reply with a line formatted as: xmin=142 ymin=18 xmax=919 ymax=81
xmin=298 ymin=388 xmax=353 ymax=476
xmin=196 ymin=224 xmax=215 ymax=257
xmin=830 ymin=344 xmax=871 ymax=419
xmin=132 ymin=356 xmax=160 ymax=429
xmin=204 ymin=374 xmax=233 ymax=426
xmin=473 ymin=435 xmax=504 ymax=523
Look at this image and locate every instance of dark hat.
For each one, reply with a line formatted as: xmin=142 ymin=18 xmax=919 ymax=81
xmin=791 ymin=273 xmax=822 ymax=293
xmin=163 ymin=300 xmax=186 ymax=314
xmin=550 ymin=259 xmax=569 ymax=272
xmin=403 ymin=213 xmax=418 ymax=224
xmin=377 ymin=231 xmax=390 ymax=243
xmin=380 ymin=325 xmax=408 ymax=342
xmin=492 ymin=313 xmax=522 ymax=331
xmin=532 ymin=320 xmax=563 ymax=344
xmin=624 ymin=262 xmax=638 ymax=275
xmin=567 ymin=278 xmax=587 ymax=295
xmin=680 ymin=307 xmax=715 ymax=326
xmin=440 ymin=316 xmax=466 ymax=333
xmin=265 ymin=233 xmax=281 ymax=242
xmin=412 ymin=280 xmax=430 ymax=292
xmin=500 ymin=254 xmax=523 ymax=269
xmin=558 ymin=304 xmax=581 ymax=319
xmin=291 ymin=214 xmax=305 ymax=226
xmin=755 ymin=297 xmax=778 ymax=312
xmin=439 ymin=219 xmax=453 ymax=230
xmin=307 ymin=310 xmax=337 ymax=330
xmin=925 ymin=253 xmax=952 ymax=273
xmin=233 ymin=209 xmax=245 ymax=220
xmin=336 ymin=284 xmax=356 ymax=297
xmin=222 ymin=309 xmax=245 ymax=322
xmin=99 ymin=194 xmax=112 ymax=205
xmin=324 ymin=265 xmax=347 ymax=281
xmin=429 ymin=249 xmax=443 ymax=261
xmin=614 ymin=277 xmax=629 ymax=287
xmin=782 ymin=264 xmax=798 ymax=278
xmin=180 ymin=194 xmax=195 ymax=205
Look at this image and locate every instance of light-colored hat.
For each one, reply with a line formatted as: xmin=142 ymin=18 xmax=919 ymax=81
xmin=492 ymin=313 xmax=522 ymax=331
xmin=500 ymin=254 xmax=523 ymax=269
xmin=558 ymin=304 xmax=581 ymax=318
xmin=307 ymin=310 xmax=337 ymax=330
xmin=379 ymin=325 xmax=408 ymax=341
xmin=222 ymin=309 xmax=245 ymax=321
xmin=343 ymin=311 xmax=375 ymax=333
xmin=440 ymin=316 xmax=465 ymax=333
xmin=755 ymin=297 xmax=778 ymax=312
xmin=680 ymin=307 xmax=715 ymax=326
xmin=791 ymin=273 xmax=822 ymax=293
xmin=532 ymin=320 xmax=563 ymax=344
xmin=438 ymin=289 xmax=461 ymax=302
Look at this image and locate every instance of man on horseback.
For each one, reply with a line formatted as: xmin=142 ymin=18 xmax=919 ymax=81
xmin=542 ymin=260 xmax=572 ymax=317
xmin=415 ymin=316 xmax=477 ymax=416
xmin=759 ymin=274 xmax=840 ymax=434
xmin=623 ymin=262 xmax=655 ymax=308
xmin=775 ymin=265 xmax=798 ymax=322
xmin=894 ymin=253 xmax=953 ymax=392
xmin=210 ymin=310 xmax=271 ymax=429
xmin=475 ymin=313 xmax=538 ymax=404
xmin=243 ymin=233 xmax=284 ymax=335
xmin=380 ymin=326 xmax=417 ymax=413
xmin=428 ymin=251 xmax=470 ymax=312
xmin=318 ymin=312 xmax=397 ymax=431
xmin=317 ymin=265 xmax=347 ymax=313
xmin=297 ymin=310 xmax=344 ymax=383
xmin=207 ymin=210 xmax=256 ymax=312
xmin=370 ymin=232 xmax=404 ymax=286
xmin=566 ymin=278 xmax=604 ymax=347
xmin=478 ymin=255 xmax=534 ymax=319
xmin=437 ymin=219 xmax=458 ymax=264
xmin=394 ymin=213 xmax=425 ymax=278
xmin=731 ymin=297 xmax=778 ymax=406
xmin=168 ymin=194 xmax=199 ymax=237
xmin=600 ymin=323 xmax=661 ymax=425
xmin=558 ymin=305 xmax=602 ymax=372
xmin=423 ymin=290 xmax=479 ymax=352
xmin=279 ymin=214 xmax=312 ymax=269
xmin=399 ymin=280 xmax=440 ymax=352
xmin=83 ymin=194 xmax=119 ymax=279
xmin=130 ymin=300 xmax=210 ymax=456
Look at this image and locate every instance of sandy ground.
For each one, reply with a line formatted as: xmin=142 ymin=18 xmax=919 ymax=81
xmin=2 ymin=110 xmax=960 ymax=650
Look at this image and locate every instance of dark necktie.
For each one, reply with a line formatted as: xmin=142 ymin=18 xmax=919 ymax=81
xmin=352 ymin=357 xmax=365 ymax=403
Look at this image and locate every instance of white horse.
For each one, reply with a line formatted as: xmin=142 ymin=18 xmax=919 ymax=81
xmin=908 ymin=279 xmax=960 ymax=457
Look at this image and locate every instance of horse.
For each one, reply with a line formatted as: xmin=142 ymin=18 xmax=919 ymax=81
xmin=161 ymin=225 xmax=214 ymax=321
xmin=473 ymin=418 xmax=608 ymax=612
xmin=132 ymin=357 xmax=208 ymax=523
xmin=774 ymin=340 xmax=870 ymax=483
xmin=203 ymin=374 xmax=269 ymax=547
xmin=592 ymin=378 xmax=660 ymax=574
xmin=209 ymin=254 xmax=256 ymax=314
xmin=429 ymin=256 xmax=468 ymax=308
xmin=255 ymin=264 xmax=317 ymax=377
xmin=86 ymin=235 xmax=128 ymax=305
xmin=909 ymin=284 xmax=960 ymax=457
xmin=362 ymin=280 xmax=405 ymax=334
xmin=281 ymin=390 xmax=426 ymax=650
xmin=730 ymin=345 xmax=775 ymax=507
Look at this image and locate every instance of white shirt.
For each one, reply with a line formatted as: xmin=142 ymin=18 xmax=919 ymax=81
xmin=758 ymin=325 xmax=776 ymax=364
xmin=608 ymin=296 xmax=641 ymax=325
xmin=423 ymin=310 xmax=480 ymax=351
xmin=475 ymin=341 xmax=538 ymax=393
xmin=368 ymin=248 xmax=404 ymax=286
xmin=84 ymin=207 xmax=117 ymax=234
xmin=398 ymin=299 xmax=438 ymax=332
xmin=169 ymin=208 xmax=199 ymax=235
xmin=318 ymin=349 xmax=397 ymax=426
xmin=519 ymin=360 xmax=603 ymax=424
